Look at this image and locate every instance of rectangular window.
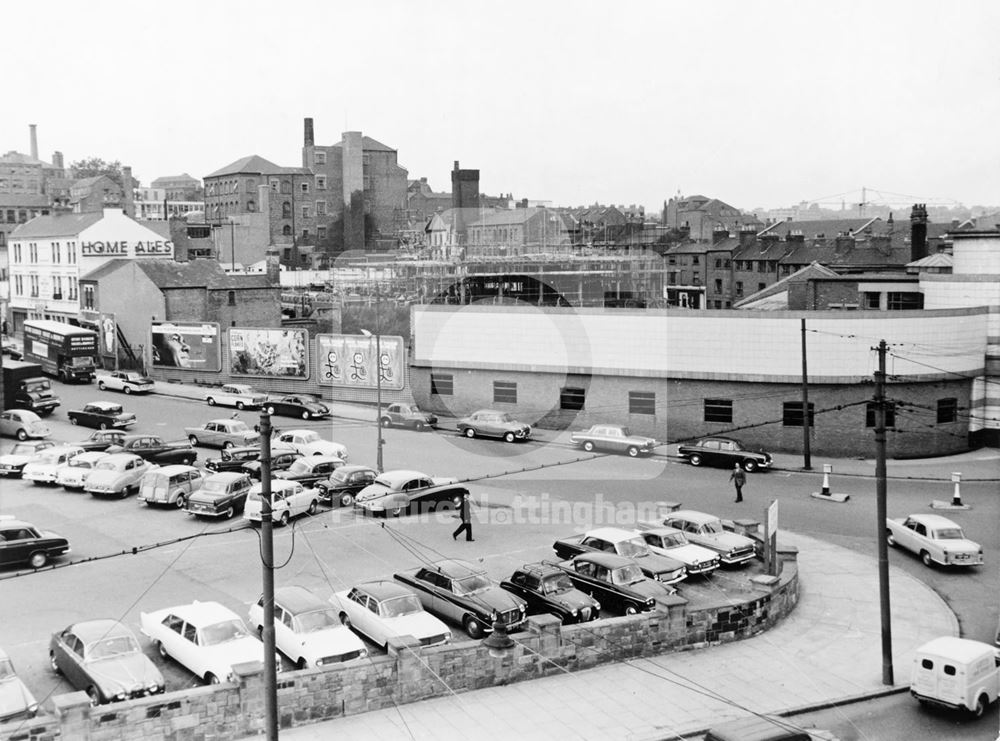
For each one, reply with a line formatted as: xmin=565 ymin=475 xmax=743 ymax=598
xmin=493 ymin=381 xmax=517 ymax=404
xmin=314 ymin=151 xmax=326 ymax=165
xmin=704 ymin=398 xmax=733 ymax=423
xmin=83 ymin=284 xmax=95 ymax=309
xmin=316 ymin=175 xmax=327 ymax=190
xmin=783 ymin=401 xmax=815 ymax=427
xmin=560 ymin=387 xmax=586 ymax=411
xmin=865 ymin=401 xmax=896 ymax=428
xmin=692 ymin=256 xmax=700 ymax=265
xmin=863 ymin=292 xmax=881 ymax=309
xmin=315 ymin=200 xmax=327 ymax=216
xmin=430 ymin=373 xmax=453 ymax=396
xmin=735 ymin=281 xmax=743 ymax=296
xmin=300 ymin=182 xmax=310 ymax=194
xmin=301 ymin=205 xmax=311 ymax=219
xmin=886 ymin=292 xmax=924 ymax=310
xmin=628 ymin=391 xmax=655 ymax=415
xmin=317 ymin=226 xmax=327 ymax=241
xmin=713 ymin=279 xmax=723 ymax=294
xmin=714 ymin=259 xmax=722 ymax=268
xmin=936 ymin=398 xmax=958 ymax=424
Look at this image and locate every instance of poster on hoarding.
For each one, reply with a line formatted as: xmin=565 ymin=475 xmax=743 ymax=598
xmin=229 ymin=328 xmax=308 ymax=378
xmin=99 ymin=314 xmax=117 ymax=357
xmin=316 ymin=334 xmax=404 ymax=390
xmin=150 ymin=322 xmax=222 ymax=371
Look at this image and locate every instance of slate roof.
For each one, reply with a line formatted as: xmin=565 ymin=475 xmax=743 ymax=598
xmin=204 ymin=155 xmax=310 ymax=179
xmin=470 ymin=208 xmax=567 ymax=228
xmin=906 ymin=252 xmax=953 ymax=269
xmin=734 ymin=262 xmax=838 ymax=309
xmin=81 ymin=258 xmax=271 ymax=290
xmin=759 ymin=217 xmax=878 ymax=239
xmin=9 ymin=211 xmax=103 ymax=238
xmin=330 ymin=136 xmax=396 ymax=153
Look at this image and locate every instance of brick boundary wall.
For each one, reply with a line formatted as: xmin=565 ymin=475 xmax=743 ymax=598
xmin=1 ymin=553 xmax=798 ymax=741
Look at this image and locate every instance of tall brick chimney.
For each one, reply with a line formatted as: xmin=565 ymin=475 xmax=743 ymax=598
xmin=29 ymin=124 xmax=38 ymax=160
xmin=910 ymin=203 xmax=928 ymax=261
xmin=122 ymin=166 xmax=135 ymax=218
xmin=52 ymin=151 xmax=64 ymax=170
xmin=304 ymin=118 xmax=314 ymax=147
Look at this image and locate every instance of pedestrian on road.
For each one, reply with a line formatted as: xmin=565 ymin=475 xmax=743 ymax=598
xmin=730 ymin=463 xmax=746 ymax=502
xmin=452 ymin=491 xmax=474 ymax=542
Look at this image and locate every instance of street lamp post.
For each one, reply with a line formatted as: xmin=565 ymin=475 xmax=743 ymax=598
xmin=360 ymin=283 xmax=384 ymax=472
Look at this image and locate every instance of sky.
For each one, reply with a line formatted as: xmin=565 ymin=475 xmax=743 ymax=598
xmin=4 ymin=0 xmax=998 ymax=213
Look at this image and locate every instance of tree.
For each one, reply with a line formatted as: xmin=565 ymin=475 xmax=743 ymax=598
xmin=69 ymin=157 xmax=138 ymax=189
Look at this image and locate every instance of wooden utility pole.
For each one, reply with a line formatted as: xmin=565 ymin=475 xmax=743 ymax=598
xmin=258 ymin=412 xmax=279 ymax=739
xmin=874 ymin=339 xmax=894 ymax=685
xmin=800 ymin=318 xmax=812 ymax=470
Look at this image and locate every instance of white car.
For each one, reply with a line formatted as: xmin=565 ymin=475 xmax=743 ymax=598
xmin=634 ymin=526 xmax=721 ymax=577
xmin=275 ymin=430 xmax=348 ymax=460
xmin=84 ymin=453 xmax=153 ymax=498
xmin=205 ymin=384 xmax=268 ymax=411
xmin=886 ymin=514 xmax=984 ymax=568
xmin=329 ymin=581 xmax=451 ymax=650
xmin=0 ymin=440 xmax=56 ymax=478
xmin=0 ymin=645 xmax=38 ymax=722
xmin=98 ymin=371 xmax=155 ymax=395
xmin=55 ymin=451 xmax=110 ymax=490
xmin=243 ymin=479 xmax=319 ymax=526
xmin=0 ymin=410 xmax=50 ymax=441
xmin=139 ymin=600 xmax=274 ymax=685
xmin=662 ymin=510 xmax=758 ymax=566
xmin=248 ymin=585 xmax=367 ymax=669
xmin=21 ymin=445 xmax=86 ymax=485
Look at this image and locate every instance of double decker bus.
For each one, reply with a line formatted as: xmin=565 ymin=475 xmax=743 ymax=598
xmin=23 ymin=319 xmax=97 ymax=383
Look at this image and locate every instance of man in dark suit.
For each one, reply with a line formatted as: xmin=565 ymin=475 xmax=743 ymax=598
xmin=452 ymin=491 xmax=474 ymax=541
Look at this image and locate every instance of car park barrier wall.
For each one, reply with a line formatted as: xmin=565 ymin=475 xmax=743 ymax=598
xmin=1 ymin=558 xmax=797 ymax=740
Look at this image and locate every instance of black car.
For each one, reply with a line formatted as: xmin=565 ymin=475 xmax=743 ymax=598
xmin=67 ymin=401 xmax=137 ymax=431
xmin=315 ymin=465 xmax=378 ymax=507
xmin=555 ymin=553 xmax=677 ymax=615
xmin=676 ymin=437 xmax=773 ymax=472
xmin=205 ymin=445 xmax=262 ymax=473
xmin=0 ymin=517 xmax=70 ymax=569
xmin=264 ymin=394 xmax=329 ymax=420
xmin=1 ymin=339 xmax=22 ymax=361
xmin=379 ymin=403 xmax=438 ymax=431
xmin=242 ymin=450 xmax=303 ymax=480
xmin=73 ymin=429 xmax=128 ymax=452
xmin=500 ymin=562 xmax=601 ymax=624
xmin=273 ymin=456 xmax=345 ymax=487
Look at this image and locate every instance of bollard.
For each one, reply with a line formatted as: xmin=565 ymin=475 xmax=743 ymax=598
xmin=951 ymin=472 xmax=962 ymax=506
xmin=810 ymin=463 xmax=849 ymax=503
xmin=821 ymin=464 xmax=832 ymax=496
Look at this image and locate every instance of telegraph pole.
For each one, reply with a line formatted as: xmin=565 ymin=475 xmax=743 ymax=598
xmin=874 ymin=339 xmax=893 ymax=685
xmin=800 ymin=318 xmax=812 ymax=470
xmin=375 ymin=283 xmax=384 ymax=472
xmin=258 ymin=412 xmax=279 ymax=739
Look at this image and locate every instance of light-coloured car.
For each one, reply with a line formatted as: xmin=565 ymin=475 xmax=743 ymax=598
xmin=139 ymin=600 xmax=274 ymax=685
xmin=662 ymin=510 xmax=757 ymax=566
xmin=886 ymin=514 xmax=984 ymax=568
xmin=243 ymin=479 xmax=318 ymax=526
xmin=0 ymin=409 xmax=50 ymax=441
xmin=0 ymin=440 xmax=56 ymax=478
xmin=329 ymin=581 xmax=452 ymax=650
xmin=205 ymin=384 xmax=268 ymax=410
xmin=552 ymin=527 xmax=687 ymax=584
xmin=248 ymin=586 xmax=367 ymax=668
xmin=22 ymin=445 xmax=86 ymax=485
xmin=185 ymin=419 xmax=261 ymax=449
xmin=275 ymin=430 xmax=348 ymax=459
xmin=55 ymin=451 xmax=111 ymax=490
xmin=633 ymin=526 xmax=721 ymax=577
xmin=137 ymin=465 xmax=204 ymax=509
xmin=84 ymin=453 xmax=153 ymax=498
xmin=456 ymin=409 xmax=531 ymax=443
xmin=570 ymin=424 xmax=657 ymax=458
xmin=379 ymin=403 xmax=438 ymax=431
xmin=0 ymin=645 xmax=38 ymax=722
xmin=355 ymin=469 xmax=464 ymax=517
xmin=98 ymin=371 xmax=155 ymax=395
xmin=273 ymin=456 xmax=345 ymax=487
xmin=911 ymin=636 xmax=999 ymax=717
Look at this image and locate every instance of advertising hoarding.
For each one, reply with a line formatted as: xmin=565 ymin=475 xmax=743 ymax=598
xmin=151 ymin=322 xmax=222 ymax=371
xmin=229 ymin=328 xmax=308 ymax=378
xmin=99 ymin=313 xmax=117 ymax=357
xmin=316 ymin=334 xmax=404 ymax=390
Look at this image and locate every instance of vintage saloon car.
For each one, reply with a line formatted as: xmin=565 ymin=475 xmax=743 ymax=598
xmin=137 ymin=465 xmax=204 ymax=508
xmin=0 ymin=646 xmax=38 ymax=722
xmin=205 ymin=384 xmax=268 ymax=410
xmin=500 ymin=562 xmax=601 ymax=624
xmin=570 ymin=424 xmax=658 ymax=458
xmin=185 ymin=472 xmax=253 ymax=519
xmin=55 ymin=452 xmax=110 ymax=490
xmin=205 ymin=445 xmax=263 ymax=473
xmin=329 ymin=581 xmax=452 ymax=650
xmin=355 ymin=469 xmax=465 ymax=517
xmin=241 ymin=449 xmax=302 ymax=480
xmin=677 ymin=437 xmax=773 ymax=472
xmin=97 ymin=371 xmax=155 ymax=395
xmin=886 ymin=514 xmax=984 ymax=568
xmin=662 ymin=511 xmax=757 ymax=566
xmin=379 ymin=403 xmax=438 ymax=431
xmin=275 ymin=430 xmax=348 ymax=459
xmin=394 ymin=559 xmax=528 ymax=639
xmin=633 ymin=526 xmax=721 ymax=577
xmin=84 ymin=453 xmax=152 ymax=498
xmin=456 ymin=409 xmax=531 ymax=443
xmin=0 ymin=516 xmax=70 ymax=569
xmin=0 ymin=440 xmax=56 ymax=478
xmin=315 ymin=465 xmax=378 ymax=507
xmin=552 ymin=527 xmax=687 ymax=584
xmin=0 ymin=410 xmax=50 ymax=441
xmin=555 ymin=553 xmax=677 ymax=614
xmin=140 ymin=600 xmax=274 ymax=685
xmin=22 ymin=445 xmax=86 ymax=485
xmin=243 ymin=479 xmax=319 ymax=526
xmin=273 ymin=455 xmax=345 ymax=487
xmin=49 ymin=619 xmax=164 ymax=704
xmin=67 ymin=401 xmax=137 ymax=431
xmin=72 ymin=429 xmax=128 ymax=452
xmin=264 ymin=395 xmax=330 ymax=420
xmin=185 ymin=419 xmax=260 ymax=449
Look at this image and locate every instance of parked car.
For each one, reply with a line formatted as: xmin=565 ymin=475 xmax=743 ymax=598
xmin=886 ymin=514 xmax=984 ymax=568
xmin=205 ymin=445 xmax=265 ymax=473
xmin=137 ymin=465 xmax=205 ymax=509
xmin=1 ymin=339 xmax=23 ymax=361
xmin=570 ymin=424 xmax=657 ymax=458
xmin=241 ymin=449 xmax=302 ymax=481
xmin=633 ymin=526 xmax=721 ymax=577
xmin=205 ymin=384 xmax=268 ymax=410
xmin=661 ymin=510 xmax=757 ymax=566
xmin=0 ymin=515 xmax=70 ymax=569
xmin=97 ymin=371 xmax=155 ymax=395
xmin=394 ymin=558 xmax=528 ymax=639
xmin=379 ymin=403 xmax=438 ymax=431
xmin=264 ymin=395 xmax=329 ymax=420
xmin=456 ymin=409 xmax=531 ymax=442
xmin=72 ymin=429 xmax=128 ymax=452
xmin=67 ymin=401 xmax=137 ymax=431
xmin=552 ymin=527 xmax=687 ymax=584
xmin=139 ymin=600 xmax=274 ymax=685
xmin=315 ymin=465 xmax=378 ymax=507
xmin=49 ymin=619 xmax=164 ymax=704
xmin=0 ymin=440 xmax=56 ymax=478
xmin=677 ymin=437 xmax=772 ymax=472
xmin=185 ymin=472 xmax=253 ymax=520
xmin=185 ymin=419 xmax=260 ymax=449
xmin=500 ymin=562 xmax=601 ymax=624
xmin=329 ymin=581 xmax=452 ymax=650
xmin=910 ymin=636 xmax=998 ymax=717
xmin=22 ymin=445 xmax=86 ymax=485
xmin=105 ymin=435 xmax=197 ymax=466
xmin=84 ymin=453 xmax=152 ymax=498
xmin=273 ymin=456 xmax=345 ymax=487
xmin=55 ymin=451 xmax=110 ymax=490
xmin=243 ymin=479 xmax=319 ymax=526
xmin=0 ymin=409 xmax=50 ymax=441
xmin=0 ymin=645 xmax=38 ymax=722
xmin=248 ymin=586 xmax=367 ymax=668
xmin=555 ymin=553 xmax=676 ymax=614
xmin=355 ymin=469 xmax=464 ymax=517
xmin=274 ymin=429 xmax=348 ymax=459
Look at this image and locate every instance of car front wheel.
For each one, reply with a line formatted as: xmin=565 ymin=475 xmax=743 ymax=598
xmin=886 ymin=530 xmax=896 ymax=547
xmin=464 ymin=616 xmax=484 ymax=639
xmin=627 ymin=446 xmax=639 ymax=458
xmin=188 ymin=435 xmax=199 ymax=446
xmin=302 ymin=411 xmax=310 ymax=420
xmin=69 ymin=416 xmax=78 ymax=425
xmin=689 ymin=454 xmax=702 ymax=467
xmin=205 ymin=673 xmax=220 ymax=685
xmin=380 ymin=417 xmax=392 ymax=428
xmin=155 ymin=640 xmax=168 ymax=659
xmin=339 ymin=613 xmax=351 ymax=628
xmin=98 ymin=381 xmax=106 ymax=390
xmin=236 ymin=401 xmax=245 ymax=410
xmin=463 ymin=427 xmax=476 ymax=439
xmin=99 ymin=422 xmax=109 ymax=430
xmin=279 ymin=512 xmax=290 ymax=527
xmin=223 ymin=441 xmax=234 ymax=450
xmin=503 ymin=431 xmax=516 ymax=443
xmin=340 ymin=492 xmax=355 ymax=507
xmin=583 ymin=441 xmax=595 ymax=452
xmin=123 ymin=386 xmax=132 ymax=395
xmin=223 ymin=506 xmax=235 ymax=520
xmin=29 ymin=551 xmax=47 ymax=568
xmin=742 ymin=459 xmax=758 ymax=473
xmin=624 ymin=604 xmax=639 ymax=615
xmin=175 ymin=495 xmax=186 ymax=509
xmin=921 ymin=551 xmax=934 ymax=568
xmin=49 ymin=652 xmax=61 ymax=673
xmin=16 ymin=429 xmax=28 ymax=441
xmin=207 ymin=397 xmax=216 ymax=406
xmin=86 ymin=687 xmax=101 ymax=706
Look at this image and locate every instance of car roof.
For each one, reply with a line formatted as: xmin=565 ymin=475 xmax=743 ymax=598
xmin=207 ymin=418 xmax=249 ymax=425
xmin=574 ymin=552 xmax=636 ymax=568
xmin=695 ymin=436 xmax=742 ymax=444
xmin=470 ymin=409 xmax=503 ymax=415
xmin=146 ymin=464 xmax=198 ymax=475
xmin=250 ymin=479 xmax=300 ymax=493
xmin=69 ymin=619 xmax=133 ymax=644
xmin=584 ymin=527 xmax=642 ymax=543
xmin=36 ymin=445 xmax=84 ymax=456
xmin=4 ymin=409 xmax=41 ymax=420
xmin=905 ymin=514 xmax=961 ymax=528
xmin=916 ymin=636 xmax=995 ymax=664
xmin=515 ymin=562 xmax=564 ymax=578
xmin=294 ymin=455 xmax=344 ymax=466
xmin=355 ymin=580 xmax=418 ymax=601
xmin=0 ymin=518 xmax=34 ymax=530
xmin=336 ymin=465 xmax=377 ymax=475
xmin=668 ymin=510 xmax=719 ymax=523
xmin=73 ymin=451 xmax=110 ymax=462
xmin=159 ymin=601 xmax=239 ymax=625
xmin=100 ymin=453 xmax=143 ymax=464
xmin=638 ymin=526 xmax=684 ymax=537
xmin=85 ymin=401 xmax=124 ymax=411
xmin=204 ymin=472 xmax=251 ymax=483
xmin=375 ymin=469 xmax=428 ymax=485
xmin=273 ymin=586 xmax=328 ymax=615
xmin=429 ymin=559 xmax=486 ymax=578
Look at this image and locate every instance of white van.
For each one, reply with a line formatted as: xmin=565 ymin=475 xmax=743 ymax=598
xmin=911 ymin=636 xmax=999 ymax=717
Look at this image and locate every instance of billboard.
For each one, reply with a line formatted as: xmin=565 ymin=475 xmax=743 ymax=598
xmin=99 ymin=313 xmax=117 ymax=357
xmin=317 ymin=334 xmax=404 ymax=390
xmin=150 ymin=322 xmax=222 ymax=371
xmin=229 ymin=328 xmax=308 ymax=378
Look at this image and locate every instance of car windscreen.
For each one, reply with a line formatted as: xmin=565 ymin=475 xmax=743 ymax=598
xmin=452 ymin=573 xmax=491 ymax=595
xmin=542 ymin=574 xmax=574 ymax=594
xmin=701 ymin=521 xmax=723 ymax=534
xmin=611 ymin=565 xmax=645 ymax=585
xmin=299 ymin=432 xmax=320 ymax=443
xmin=23 ymin=380 xmax=50 ymax=393
xmin=295 ymin=609 xmax=339 ymax=632
xmin=615 ymin=539 xmax=650 ymax=558
xmin=659 ymin=533 xmax=686 ymax=547
xmin=286 ymin=460 xmax=311 ymax=474
xmin=0 ymin=658 xmax=15 ymax=680
xmin=201 ymin=619 xmax=250 ymax=646
xmin=379 ymin=595 xmax=423 ymax=617
xmin=69 ymin=457 xmax=95 ymax=469
xmin=87 ymin=635 xmax=140 ymax=660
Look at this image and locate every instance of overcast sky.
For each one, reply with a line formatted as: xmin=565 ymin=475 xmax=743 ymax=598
xmin=5 ymin=0 xmax=998 ymax=212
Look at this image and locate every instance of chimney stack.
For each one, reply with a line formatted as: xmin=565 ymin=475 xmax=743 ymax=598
xmin=712 ymin=226 xmax=729 ymax=244
xmin=52 ymin=151 xmax=64 ymax=170
xmin=910 ymin=203 xmax=928 ymax=262
xmin=304 ymin=117 xmax=314 ymax=147
xmin=29 ymin=124 xmax=38 ymax=160
xmin=265 ymin=248 xmax=280 ymax=284
xmin=122 ymin=166 xmax=135 ymax=218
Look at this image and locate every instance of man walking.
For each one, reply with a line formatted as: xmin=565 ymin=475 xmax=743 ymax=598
xmin=730 ymin=463 xmax=746 ymax=502
xmin=452 ymin=491 xmax=474 ymax=542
